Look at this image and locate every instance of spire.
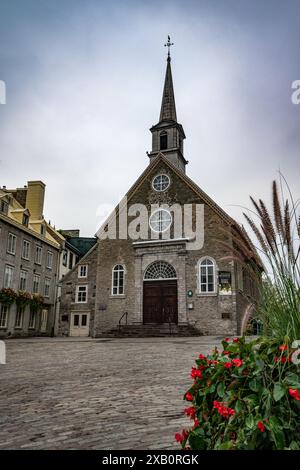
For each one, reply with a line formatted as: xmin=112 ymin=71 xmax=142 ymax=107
xmin=159 ymin=36 xmax=177 ymax=122
xmin=148 ymin=36 xmax=187 ymax=173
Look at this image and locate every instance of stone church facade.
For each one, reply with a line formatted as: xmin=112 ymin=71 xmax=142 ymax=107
xmin=58 ymin=53 xmax=261 ymax=337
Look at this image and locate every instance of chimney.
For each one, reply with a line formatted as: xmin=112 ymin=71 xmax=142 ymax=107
xmin=26 ymin=181 xmax=45 ymax=220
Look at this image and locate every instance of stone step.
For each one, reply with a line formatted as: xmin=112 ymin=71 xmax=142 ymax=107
xmin=100 ymin=323 xmax=202 ymax=338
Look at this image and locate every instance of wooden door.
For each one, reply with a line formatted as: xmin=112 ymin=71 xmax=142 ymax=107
xmin=70 ymin=312 xmax=90 ymax=337
xmin=143 ymin=280 xmax=177 ymax=324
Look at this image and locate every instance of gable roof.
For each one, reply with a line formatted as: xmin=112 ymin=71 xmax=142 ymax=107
xmin=96 ymin=153 xmax=262 ymax=268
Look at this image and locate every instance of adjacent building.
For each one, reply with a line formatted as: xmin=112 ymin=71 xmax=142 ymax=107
xmin=0 ymin=182 xmax=97 ymax=337
xmin=0 ymin=181 xmax=61 ymax=337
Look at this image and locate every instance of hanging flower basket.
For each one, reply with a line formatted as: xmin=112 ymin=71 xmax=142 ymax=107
xmin=16 ymin=291 xmax=32 ymax=308
xmin=30 ymin=294 xmax=45 ymax=312
xmin=0 ymin=288 xmax=17 ymax=305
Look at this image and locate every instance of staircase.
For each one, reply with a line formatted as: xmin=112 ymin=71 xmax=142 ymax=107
xmin=101 ymin=323 xmax=202 ymax=338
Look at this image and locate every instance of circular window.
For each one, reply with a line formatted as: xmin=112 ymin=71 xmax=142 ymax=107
xmin=149 ymin=209 xmax=172 ymax=233
xmin=152 ymin=174 xmax=170 ymax=192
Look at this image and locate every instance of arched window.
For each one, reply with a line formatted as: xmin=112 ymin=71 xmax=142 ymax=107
xmin=112 ymin=264 xmax=125 ymax=295
xmin=199 ymin=258 xmax=216 ymax=293
xmin=160 ymin=131 xmax=168 ymax=150
xmin=144 ymin=261 xmax=177 ymax=280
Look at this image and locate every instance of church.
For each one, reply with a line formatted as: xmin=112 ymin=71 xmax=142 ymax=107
xmin=58 ymin=41 xmax=261 ymax=338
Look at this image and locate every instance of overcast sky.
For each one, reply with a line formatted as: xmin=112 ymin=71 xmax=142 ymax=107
xmin=0 ymin=0 xmax=299 ymax=236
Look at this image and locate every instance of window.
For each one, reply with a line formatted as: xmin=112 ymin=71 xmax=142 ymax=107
xmin=149 ymin=209 xmax=172 ymax=233
xmin=15 ymin=308 xmax=24 ymax=328
xmin=62 ymin=250 xmax=68 ymax=267
xmin=0 ymin=200 xmax=8 ymax=214
xmin=22 ymin=213 xmax=29 ymax=227
xmin=7 ymin=233 xmax=16 ymax=254
xmin=199 ymin=258 xmax=216 ymax=293
xmin=144 ymin=261 xmax=176 ymax=280
xmin=28 ymin=310 xmax=36 ymax=329
xmin=78 ymin=265 xmax=88 ymax=278
xmin=69 ymin=252 xmax=74 ymax=269
xmin=76 ymin=285 xmax=88 ymax=303
xmin=160 ymin=131 xmax=168 ymax=150
xmin=44 ymin=278 xmax=51 ymax=297
xmin=33 ymin=274 xmax=40 ymax=294
xmin=152 ymin=174 xmax=170 ymax=192
xmin=19 ymin=270 xmax=27 ymax=291
xmin=0 ymin=305 xmax=8 ymax=328
xmin=35 ymin=245 xmax=42 ymax=264
xmin=112 ymin=265 xmax=125 ymax=295
xmin=4 ymin=265 xmax=14 ymax=288
xmin=22 ymin=240 xmax=30 ymax=260
xmin=46 ymin=251 xmax=53 ymax=269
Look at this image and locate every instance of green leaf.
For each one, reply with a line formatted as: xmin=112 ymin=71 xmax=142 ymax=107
xmin=245 ymin=414 xmax=255 ymax=429
xmin=289 ymin=441 xmax=300 ymax=450
xmin=235 ymin=400 xmax=242 ymax=413
xmin=217 ymin=382 xmax=225 ymax=398
xmin=189 ymin=433 xmax=207 ymax=450
xmin=217 ymin=441 xmax=234 ymax=450
xmin=273 ymin=383 xmax=286 ymax=402
xmin=284 ymin=372 xmax=300 ymax=388
xmin=249 ymin=379 xmax=260 ymax=392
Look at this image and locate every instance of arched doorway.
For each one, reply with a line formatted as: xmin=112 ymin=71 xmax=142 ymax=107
xmin=143 ymin=261 xmax=178 ymax=324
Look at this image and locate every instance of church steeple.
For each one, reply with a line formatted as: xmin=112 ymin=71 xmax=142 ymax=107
xmin=159 ymin=57 xmax=177 ymax=122
xmin=148 ymin=37 xmax=187 ymax=173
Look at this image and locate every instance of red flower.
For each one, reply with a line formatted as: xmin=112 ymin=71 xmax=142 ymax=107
xmin=225 ymin=337 xmax=231 ymax=342
xmin=275 ymin=356 xmax=291 ymax=363
xmin=232 ymin=358 xmax=243 ymax=367
xmin=184 ymin=406 xmax=196 ymax=419
xmin=185 ymin=392 xmax=193 ymax=402
xmin=198 ymin=354 xmax=206 ymax=360
xmin=233 ymin=338 xmax=240 ymax=343
xmin=175 ymin=432 xmax=184 ymax=443
xmin=257 ymin=421 xmax=265 ymax=432
xmin=190 ymin=367 xmax=203 ymax=380
xmin=279 ymin=344 xmax=289 ymax=351
xmin=289 ymin=388 xmax=300 ymax=401
xmin=193 ymin=419 xmax=200 ymax=428
xmin=222 ymin=350 xmax=231 ymax=356
xmin=175 ymin=430 xmax=189 ymax=443
xmin=213 ymin=401 xmax=235 ymax=418
xmin=224 ymin=362 xmax=232 ymax=369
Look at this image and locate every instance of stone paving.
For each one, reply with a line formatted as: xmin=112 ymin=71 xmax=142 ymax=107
xmin=0 ymin=336 xmax=222 ymax=450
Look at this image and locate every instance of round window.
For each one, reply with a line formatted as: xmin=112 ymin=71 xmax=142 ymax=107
xmin=149 ymin=209 xmax=172 ymax=233
xmin=152 ymin=174 xmax=170 ymax=192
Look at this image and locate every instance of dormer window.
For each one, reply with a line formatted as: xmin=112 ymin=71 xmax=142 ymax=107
xmin=22 ymin=213 xmax=29 ymax=227
xmin=160 ymin=131 xmax=168 ymax=150
xmin=0 ymin=200 xmax=8 ymax=215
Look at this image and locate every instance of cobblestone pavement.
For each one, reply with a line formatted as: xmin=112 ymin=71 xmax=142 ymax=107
xmin=0 ymin=336 xmax=222 ymax=450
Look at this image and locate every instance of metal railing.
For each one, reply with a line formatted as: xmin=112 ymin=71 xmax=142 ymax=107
xmin=118 ymin=311 xmax=128 ymax=333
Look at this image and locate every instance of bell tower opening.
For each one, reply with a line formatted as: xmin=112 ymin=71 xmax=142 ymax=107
xmin=160 ymin=131 xmax=168 ymax=150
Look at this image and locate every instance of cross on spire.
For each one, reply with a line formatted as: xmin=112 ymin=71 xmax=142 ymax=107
xmin=164 ymin=35 xmax=174 ymax=61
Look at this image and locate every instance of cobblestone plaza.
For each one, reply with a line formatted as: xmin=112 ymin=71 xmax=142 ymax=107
xmin=0 ymin=337 xmax=221 ymax=450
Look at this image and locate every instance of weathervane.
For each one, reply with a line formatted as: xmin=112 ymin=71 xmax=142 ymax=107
xmin=164 ymin=35 xmax=174 ymax=61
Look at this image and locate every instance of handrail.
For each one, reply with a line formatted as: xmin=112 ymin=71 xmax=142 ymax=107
xmin=118 ymin=311 xmax=128 ymax=332
xmin=168 ymin=313 xmax=172 ymax=336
